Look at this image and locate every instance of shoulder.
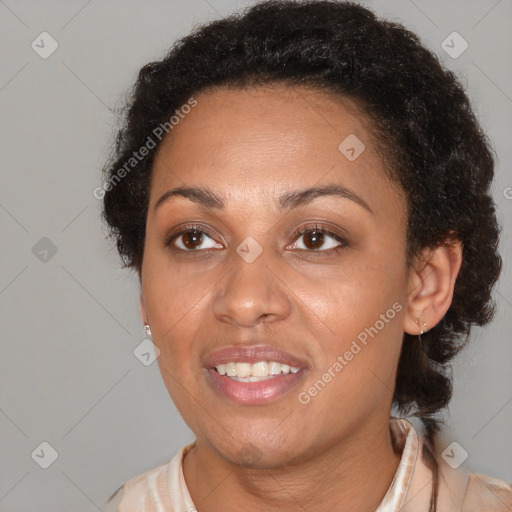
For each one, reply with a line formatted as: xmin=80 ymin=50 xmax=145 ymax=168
xmin=103 ymin=485 xmax=124 ymax=512
xmin=101 ymin=461 xmax=169 ymax=512
xmin=101 ymin=442 xmax=195 ymax=512
xmin=462 ymin=472 xmax=512 ymax=512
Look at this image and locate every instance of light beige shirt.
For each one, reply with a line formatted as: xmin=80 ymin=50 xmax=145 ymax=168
xmin=104 ymin=418 xmax=512 ymax=511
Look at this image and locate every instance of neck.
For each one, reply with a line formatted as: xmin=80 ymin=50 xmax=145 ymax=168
xmin=183 ymin=417 xmax=402 ymax=512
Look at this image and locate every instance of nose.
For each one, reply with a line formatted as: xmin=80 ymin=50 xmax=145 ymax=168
xmin=212 ymin=248 xmax=292 ymax=328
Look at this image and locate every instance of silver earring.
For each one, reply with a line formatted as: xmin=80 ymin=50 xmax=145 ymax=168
xmin=144 ymin=324 xmax=152 ymax=338
xmin=416 ymin=318 xmax=427 ymax=340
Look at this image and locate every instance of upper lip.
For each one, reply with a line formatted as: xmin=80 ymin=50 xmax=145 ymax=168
xmin=204 ymin=345 xmax=310 ymax=369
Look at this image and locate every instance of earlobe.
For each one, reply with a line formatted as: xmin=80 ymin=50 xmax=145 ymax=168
xmin=140 ymin=296 xmax=152 ymax=338
xmin=403 ymin=240 xmax=463 ymax=335
xmin=139 ymin=294 xmax=147 ymax=325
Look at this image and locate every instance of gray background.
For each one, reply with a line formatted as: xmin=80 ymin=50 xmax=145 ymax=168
xmin=0 ymin=1 xmax=511 ymax=510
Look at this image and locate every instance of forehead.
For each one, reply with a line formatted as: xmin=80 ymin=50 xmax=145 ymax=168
xmin=149 ymin=84 xmax=404 ymax=217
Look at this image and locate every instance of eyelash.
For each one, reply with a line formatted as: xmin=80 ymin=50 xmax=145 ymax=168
xmin=164 ymin=223 xmax=349 ymax=256
xmin=292 ymin=224 xmax=349 ymax=255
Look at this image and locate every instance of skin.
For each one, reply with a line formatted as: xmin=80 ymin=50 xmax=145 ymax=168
xmin=139 ymin=84 xmax=463 ymax=512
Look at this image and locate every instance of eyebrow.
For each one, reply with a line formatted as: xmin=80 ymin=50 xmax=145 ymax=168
xmin=153 ymin=183 xmax=374 ymax=214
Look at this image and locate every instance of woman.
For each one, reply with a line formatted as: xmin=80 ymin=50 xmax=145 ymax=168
xmin=101 ymin=1 xmax=511 ymax=510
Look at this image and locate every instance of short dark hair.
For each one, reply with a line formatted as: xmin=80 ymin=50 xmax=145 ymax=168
xmin=101 ymin=0 xmax=501 ymax=447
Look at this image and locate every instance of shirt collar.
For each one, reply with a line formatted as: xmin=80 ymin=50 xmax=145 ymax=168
xmin=376 ymin=417 xmax=423 ymax=512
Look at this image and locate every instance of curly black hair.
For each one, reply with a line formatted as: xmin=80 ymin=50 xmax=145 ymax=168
xmin=101 ymin=1 xmax=502 ymax=507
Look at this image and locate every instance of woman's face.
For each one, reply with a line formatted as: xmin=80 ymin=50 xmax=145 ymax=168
xmin=140 ymin=85 xmax=411 ymax=467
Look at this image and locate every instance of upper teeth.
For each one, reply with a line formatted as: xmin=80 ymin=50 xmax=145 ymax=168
xmin=216 ymin=361 xmax=300 ymax=377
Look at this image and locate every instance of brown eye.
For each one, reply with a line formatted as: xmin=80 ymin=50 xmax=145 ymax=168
xmin=182 ymin=230 xmax=203 ymax=249
xmin=165 ymin=226 xmax=222 ymax=251
xmin=302 ymin=230 xmax=325 ymax=250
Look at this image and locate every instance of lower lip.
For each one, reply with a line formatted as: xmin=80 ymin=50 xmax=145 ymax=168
xmin=205 ymin=368 xmax=307 ymax=404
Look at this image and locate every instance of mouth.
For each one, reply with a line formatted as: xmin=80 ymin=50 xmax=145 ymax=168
xmin=213 ymin=360 xmax=301 ymax=380
xmin=203 ymin=345 xmax=309 ymax=404
xmin=205 ymin=366 xmax=308 ymax=404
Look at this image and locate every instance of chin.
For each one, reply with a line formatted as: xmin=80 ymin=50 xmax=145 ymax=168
xmin=212 ymin=431 xmax=306 ymax=469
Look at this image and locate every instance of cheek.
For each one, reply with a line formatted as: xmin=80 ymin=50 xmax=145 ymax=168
xmin=305 ymin=254 xmax=406 ymax=390
xmin=142 ymin=249 xmax=208 ymax=331
xmin=142 ymin=270 xmax=207 ymax=385
xmin=305 ymin=255 xmax=405 ymax=335
xmin=302 ymin=306 xmax=404 ymax=425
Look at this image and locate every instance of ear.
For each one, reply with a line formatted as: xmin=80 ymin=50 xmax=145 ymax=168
xmin=403 ymin=239 xmax=463 ymax=335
